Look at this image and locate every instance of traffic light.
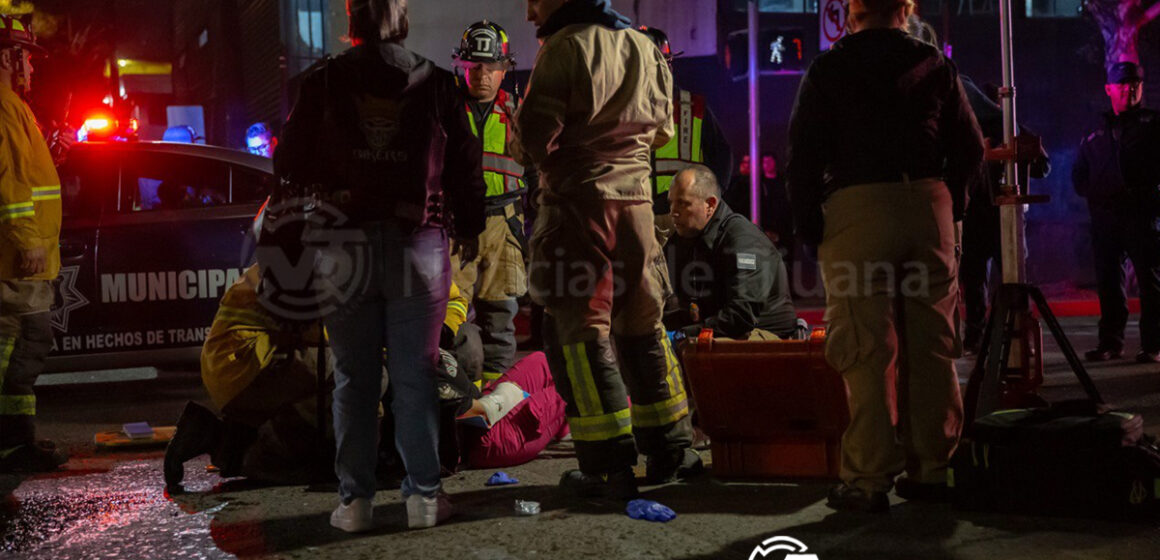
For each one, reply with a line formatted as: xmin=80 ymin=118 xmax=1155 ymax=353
xmin=724 ymin=28 xmax=806 ymax=80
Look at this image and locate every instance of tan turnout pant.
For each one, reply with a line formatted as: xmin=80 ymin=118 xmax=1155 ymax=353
xmin=818 ymin=179 xmax=964 ymax=493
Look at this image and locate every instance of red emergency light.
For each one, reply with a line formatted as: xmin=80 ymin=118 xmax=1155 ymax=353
xmin=83 ymin=117 xmax=110 ymax=131
xmin=78 ymin=113 xmax=139 ymax=142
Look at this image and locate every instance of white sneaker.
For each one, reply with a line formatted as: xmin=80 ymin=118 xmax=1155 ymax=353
xmin=406 ymin=492 xmax=452 ymax=529
xmin=330 ymin=497 xmax=374 ymax=533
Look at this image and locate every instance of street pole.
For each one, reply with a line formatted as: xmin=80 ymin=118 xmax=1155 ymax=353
xmin=998 ymin=0 xmax=1025 ymax=283
xmin=748 ymin=0 xmax=760 ymax=227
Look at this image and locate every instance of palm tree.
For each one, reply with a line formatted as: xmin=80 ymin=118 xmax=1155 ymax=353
xmin=1083 ymin=0 xmax=1160 ymax=70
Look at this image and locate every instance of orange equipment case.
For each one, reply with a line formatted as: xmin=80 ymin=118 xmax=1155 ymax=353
xmin=681 ymin=328 xmax=850 ymax=478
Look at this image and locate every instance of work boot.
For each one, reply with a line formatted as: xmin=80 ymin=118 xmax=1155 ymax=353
xmin=1084 ymin=345 xmax=1123 ymax=362
xmin=0 ymin=440 xmax=68 ymax=473
xmin=559 ymin=468 xmax=639 ymax=500
xmin=826 ymin=483 xmax=890 ymax=513
xmin=645 ymin=448 xmax=705 ymax=485
xmin=211 ymin=421 xmax=259 ymax=478
xmin=1135 ymin=350 xmax=1160 ymax=364
xmin=893 ymin=476 xmax=951 ymax=503
xmin=164 ymin=402 xmax=222 ymax=490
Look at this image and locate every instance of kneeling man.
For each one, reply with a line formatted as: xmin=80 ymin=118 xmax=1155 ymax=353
xmin=664 ymin=165 xmax=798 ymax=340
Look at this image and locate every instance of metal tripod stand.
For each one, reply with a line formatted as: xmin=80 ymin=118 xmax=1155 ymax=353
xmin=963 ymin=0 xmax=1104 ymax=422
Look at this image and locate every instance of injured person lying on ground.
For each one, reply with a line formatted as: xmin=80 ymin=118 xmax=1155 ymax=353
xmin=163 ymin=266 xmax=569 ymax=493
xmin=663 ymin=165 xmax=804 ymax=342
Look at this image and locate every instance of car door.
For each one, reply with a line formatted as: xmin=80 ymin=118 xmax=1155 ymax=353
xmin=49 ymin=145 xmax=119 ymax=359
xmin=92 ymin=148 xmax=260 ymax=357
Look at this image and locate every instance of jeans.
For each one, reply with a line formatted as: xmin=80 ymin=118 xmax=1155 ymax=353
xmin=324 ymin=222 xmax=449 ymax=502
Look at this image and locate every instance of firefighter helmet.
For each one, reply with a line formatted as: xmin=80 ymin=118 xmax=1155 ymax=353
xmin=638 ymin=26 xmax=683 ymax=64
xmin=452 ymin=20 xmax=514 ymax=67
xmin=0 ymin=14 xmax=44 ymax=53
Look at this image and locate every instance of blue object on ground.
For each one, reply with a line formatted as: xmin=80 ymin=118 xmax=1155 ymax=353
xmin=487 ymin=471 xmax=520 ymax=486
xmin=626 ymin=499 xmax=677 ymax=522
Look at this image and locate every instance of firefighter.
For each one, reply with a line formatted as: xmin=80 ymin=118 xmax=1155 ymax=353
xmin=165 ymin=266 xmax=325 ymax=492
xmin=449 ymin=21 xmax=532 ymax=382
xmin=514 ymin=0 xmax=698 ymax=500
xmin=0 ymin=14 xmax=67 ymax=473
xmin=639 ymin=26 xmax=733 ymax=243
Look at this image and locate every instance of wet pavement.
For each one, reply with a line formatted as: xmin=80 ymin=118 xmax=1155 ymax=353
xmin=3 ymin=316 xmax=1160 ymax=559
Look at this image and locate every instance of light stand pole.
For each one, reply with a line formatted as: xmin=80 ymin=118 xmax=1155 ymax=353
xmin=748 ymin=0 xmax=761 ymax=227
xmin=964 ymin=0 xmax=1104 ymax=423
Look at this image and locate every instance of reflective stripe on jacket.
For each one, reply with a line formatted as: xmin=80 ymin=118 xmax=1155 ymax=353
xmin=652 ymin=89 xmax=705 ymax=198
xmin=0 ymin=84 xmax=61 ymax=281
xmin=467 ymin=89 xmax=526 ymax=199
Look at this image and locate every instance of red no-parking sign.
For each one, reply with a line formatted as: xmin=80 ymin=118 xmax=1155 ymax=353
xmin=820 ymin=0 xmax=847 ymax=50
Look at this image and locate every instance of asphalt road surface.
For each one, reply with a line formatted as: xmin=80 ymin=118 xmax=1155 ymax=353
xmin=3 ymin=316 xmax=1160 ymax=559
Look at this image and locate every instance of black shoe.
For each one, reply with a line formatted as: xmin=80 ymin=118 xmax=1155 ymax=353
xmin=894 ymin=476 xmax=950 ymax=502
xmin=826 ymin=483 xmax=890 ymax=513
xmin=0 ymin=440 xmax=68 ymax=473
xmin=164 ymin=402 xmax=222 ymax=490
xmin=1085 ymin=346 xmax=1124 ymax=362
xmin=645 ymin=448 xmax=705 ymax=485
xmin=210 ymin=421 xmax=258 ymax=478
xmin=1136 ymin=350 xmax=1160 ymax=364
xmin=559 ymin=468 xmax=639 ymax=500
xmin=962 ymin=332 xmax=983 ymax=356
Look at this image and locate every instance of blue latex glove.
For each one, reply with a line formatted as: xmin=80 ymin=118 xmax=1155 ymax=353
xmin=486 ymin=471 xmax=519 ymax=486
xmin=626 ymin=499 xmax=676 ymax=522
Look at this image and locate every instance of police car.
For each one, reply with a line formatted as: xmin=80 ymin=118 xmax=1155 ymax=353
xmin=46 ymin=141 xmax=272 ymax=372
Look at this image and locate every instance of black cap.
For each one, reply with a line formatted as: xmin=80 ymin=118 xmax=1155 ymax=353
xmin=1108 ymin=62 xmax=1144 ymax=84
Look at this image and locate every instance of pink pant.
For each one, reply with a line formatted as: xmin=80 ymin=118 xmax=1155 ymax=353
xmin=460 ymin=352 xmax=570 ymax=469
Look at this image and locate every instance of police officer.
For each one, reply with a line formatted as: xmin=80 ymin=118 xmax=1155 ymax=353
xmin=1073 ymin=61 xmax=1160 ymax=364
xmin=245 ymin=122 xmax=277 ymax=158
xmin=450 ymin=21 xmax=532 ymax=382
xmin=0 ymin=14 xmax=67 ymax=472
xmin=664 ymin=165 xmax=798 ymax=340
xmin=639 ymin=26 xmax=733 ymax=243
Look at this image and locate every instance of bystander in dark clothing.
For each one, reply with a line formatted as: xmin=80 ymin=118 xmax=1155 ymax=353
xmin=275 ymin=33 xmax=485 ymax=531
xmin=787 ymin=21 xmax=984 ymax=513
xmin=1073 ymin=62 xmax=1160 ymax=363
xmin=957 ymin=75 xmax=1050 ymax=352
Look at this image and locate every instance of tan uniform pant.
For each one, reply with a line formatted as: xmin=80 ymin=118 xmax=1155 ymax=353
xmin=818 ymin=180 xmax=963 ymax=493
xmin=528 ymin=197 xmax=691 ymax=474
xmin=450 ymin=203 xmax=527 ymax=303
xmin=450 ymin=202 xmax=527 ymax=377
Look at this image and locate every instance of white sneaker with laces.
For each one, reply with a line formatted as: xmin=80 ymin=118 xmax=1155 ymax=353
xmin=330 ymin=497 xmax=374 ymax=533
xmin=406 ymin=492 xmax=452 ymax=529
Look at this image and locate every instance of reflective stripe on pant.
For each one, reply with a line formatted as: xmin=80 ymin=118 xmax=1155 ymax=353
xmin=819 ymin=180 xmax=963 ymax=493
xmin=532 ymin=199 xmax=692 ymax=474
xmin=0 ymin=311 xmax=52 ymax=448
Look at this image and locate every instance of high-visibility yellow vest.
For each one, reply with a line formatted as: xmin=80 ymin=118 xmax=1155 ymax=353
xmin=466 ymin=89 xmax=526 ymax=199
xmin=652 ymin=89 xmax=705 ymax=199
